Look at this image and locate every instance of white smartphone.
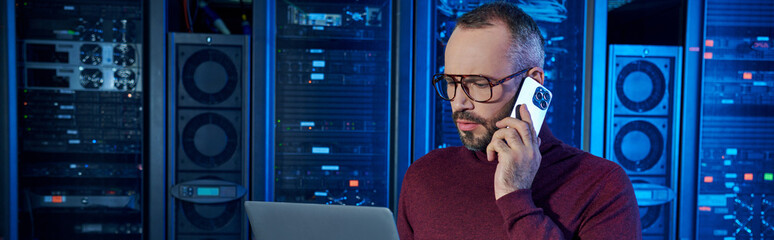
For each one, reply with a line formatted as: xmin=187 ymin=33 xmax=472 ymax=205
xmin=510 ymin=76 xmax=552 ymax=135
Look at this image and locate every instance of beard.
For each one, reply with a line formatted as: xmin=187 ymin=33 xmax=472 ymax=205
xmin=453 ymin=96 xmax=517 ymax=151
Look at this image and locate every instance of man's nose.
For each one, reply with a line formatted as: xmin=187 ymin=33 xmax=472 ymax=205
xmin=451 ymin=85 xmax=474 ymax=112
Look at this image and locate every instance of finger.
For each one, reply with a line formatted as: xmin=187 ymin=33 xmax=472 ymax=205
xmin=495 ymin=117 xmax=523 ymax=129
xmin=499 ymin=117 xmax=532 ymax=147
xmin=486 ymin=143 xmax=496 ymax=161
xmin=519 ymin=104 xmax=534 ymax=133
xmin=492 ymin=127 xmax=523 ymax=149
xmin=486 ymin=139 xmax=511 ymax=161
xmin=496 ymin=117 xmax=533 ymax=152
xmin=518 ymin=105 xmax=538 ymax=145
xmin=487 ymin=128 xmax=522 ymax=161
xmin=487 ymin=138 xmax=513 ymax=160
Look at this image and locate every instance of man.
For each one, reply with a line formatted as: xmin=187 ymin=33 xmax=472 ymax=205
xmin=397 ymin=2 xmax=641 ymax=239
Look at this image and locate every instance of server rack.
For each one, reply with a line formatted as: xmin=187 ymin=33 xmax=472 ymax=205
xmin=253 ymin=0 xmax=415 ymax=213
xmin=13 ymin=1 xmax=146 ymax=239
xmin=263 ymin=0 xmax=400 ymax=209
xmin=694 ymin=0 xmax=774 ymax=239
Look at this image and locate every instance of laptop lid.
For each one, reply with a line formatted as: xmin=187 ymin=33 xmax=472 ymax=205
xmin=244 ymin=201 xmax=399 ymax=240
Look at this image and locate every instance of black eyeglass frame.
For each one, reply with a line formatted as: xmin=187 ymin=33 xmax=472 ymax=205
xmin=432 ymin=67 xmax=531 ymax=103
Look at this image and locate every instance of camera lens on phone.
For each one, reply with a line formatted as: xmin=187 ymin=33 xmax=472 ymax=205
xmin=540 ymin=101 xmax=548 ymax=109
xmin=536 ymin=92 xmax=544 ymax=100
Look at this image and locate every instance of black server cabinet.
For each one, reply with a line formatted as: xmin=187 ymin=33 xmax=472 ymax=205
xmin=607 ymin=45 xmax=682 ymax=240
xmin=14 ymin=1 xmax=145 ymax=239
xmin=270 ymin=0 xmax=393 ymax=207
xmin=167 ymin=33 xmax=251 ymax=240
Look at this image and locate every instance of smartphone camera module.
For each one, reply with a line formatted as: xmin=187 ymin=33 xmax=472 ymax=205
xmin=532 ymin=87 xmax=551 ymax=110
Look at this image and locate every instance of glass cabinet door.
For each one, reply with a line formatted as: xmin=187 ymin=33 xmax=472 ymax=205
xmin=696 ymin=0 xmax=774 ymax=239
xmin=272 ymin=0 xmax=392 ymax=207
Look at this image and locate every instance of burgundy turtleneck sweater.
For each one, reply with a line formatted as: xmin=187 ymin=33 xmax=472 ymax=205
xmin=397 ymin=126 xmax=641 ymax=239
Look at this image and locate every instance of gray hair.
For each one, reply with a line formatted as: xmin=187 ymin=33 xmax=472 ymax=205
xmin=455 ymin=2 xmax=545 ymax=71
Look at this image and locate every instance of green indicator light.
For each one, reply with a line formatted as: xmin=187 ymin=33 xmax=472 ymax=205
xmin=23 ymin=115 xmax=28 ymax=119
xmin=279 ymin=143 xmax=283 ymax=146
xmin=765 ymin=173 xmax=773 ymax=181
xmin=26 ymin=128 xmax=31 ymax=131
xmin=23 ymin=89 xmax=28 ymax=93
xmin=286 ymin=127 xmax=291 ymax=130
xmin=277 ymin=119 xmax=281 ymax=123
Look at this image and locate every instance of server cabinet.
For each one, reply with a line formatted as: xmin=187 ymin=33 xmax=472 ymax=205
xmin=258 ymin=0 xmax=403 ymax=210
xmin=694 ymin=0 xmax=774 ymax=239
xmin=14 ymin=1 xmax=146 ymax=239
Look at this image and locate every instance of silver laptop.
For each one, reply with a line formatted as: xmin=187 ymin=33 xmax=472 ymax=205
xmin=244 ymin=201 xmax=399 ymax=240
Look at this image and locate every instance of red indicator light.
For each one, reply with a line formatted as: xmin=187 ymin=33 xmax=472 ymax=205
xmin=743 ymin=72 xmax=753 ymax=80
xmin=699 ymin=206 xmax=712 ymax=212
xmin=704 ymin=52 xmax=713 ymax=59
xmin=705 ymin=40 xmax=714 ymax=47
xmin=349 ymin=180 xmax=359 ymax=187
xmin=704 ymin=176 xmax=714 ymax=183
xmin=752 ymin=41 xmax=770 ymax=49
xmin=52 ymin=196 xmax=63 ymax=203
xmin=744 ymin=173 xmax=753 ymax=181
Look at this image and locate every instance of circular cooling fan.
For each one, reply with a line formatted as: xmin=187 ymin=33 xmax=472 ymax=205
xmin=181 ymin=49 xmax=238 ymax=105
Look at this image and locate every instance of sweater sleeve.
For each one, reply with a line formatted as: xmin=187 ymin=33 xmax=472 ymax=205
xmin=575 ymin=167 xmax=642 ymax=240
xmin=495 ymin=189 xmax=566 ymax=239
xmin=495 ymin=166 xmax=642 ymax=240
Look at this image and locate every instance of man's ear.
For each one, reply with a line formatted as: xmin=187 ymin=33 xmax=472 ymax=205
xmin=527 ymin=67 xmax=545 ymax=85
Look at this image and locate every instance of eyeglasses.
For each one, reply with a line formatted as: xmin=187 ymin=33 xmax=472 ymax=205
xmin=432 ymin=68 xmax=530 ymax=103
